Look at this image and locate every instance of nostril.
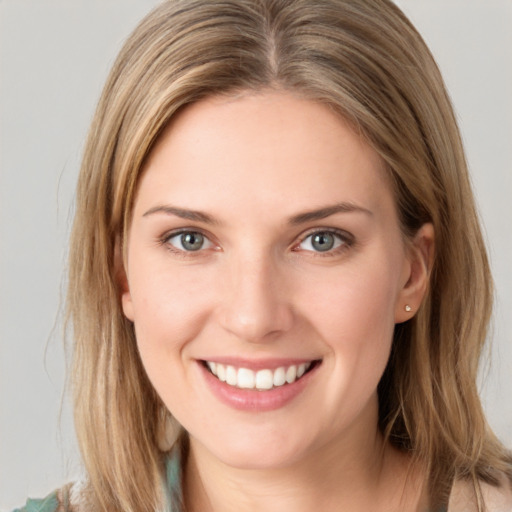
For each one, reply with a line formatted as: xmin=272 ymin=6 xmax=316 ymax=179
xmin=218 ymin=307 xmax=294 ymax=343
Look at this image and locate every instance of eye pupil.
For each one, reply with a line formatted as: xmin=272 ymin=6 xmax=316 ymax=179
xmin=181 ymin=232 xmax=204 ymax=251
xmin=312 ymin=232 xmax=335 ymax=252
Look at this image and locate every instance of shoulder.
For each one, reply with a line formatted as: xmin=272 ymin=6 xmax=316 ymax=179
xmin=449 ymin=476 xmax=512 ymax=512
xmin=12 ymin=481 xmax=88 ymax=512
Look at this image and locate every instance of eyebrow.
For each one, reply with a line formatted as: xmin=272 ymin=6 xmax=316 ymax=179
xmin=142 ymin=205 xmax=218 ymax=224
xmin=143 ymin=202 xmax=372 ymax=225
xmin=287 ymin=202 xmax=373 ymax=225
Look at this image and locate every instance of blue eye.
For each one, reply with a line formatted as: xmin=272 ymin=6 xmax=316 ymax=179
xmin=298 ymin=231 xmax=347 ymax=253
xmin=167 ymin=231 xmax=214 ymax=252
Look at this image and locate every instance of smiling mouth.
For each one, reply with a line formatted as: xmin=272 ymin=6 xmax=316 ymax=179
xmin=202 ymin=360 xmax=320 ymax=390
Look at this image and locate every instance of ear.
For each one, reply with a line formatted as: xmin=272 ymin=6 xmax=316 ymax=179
xmin=394 ymin=223 xmax=435 ymax=324
xmin=114 ymin=237 xmax=135 ymax=322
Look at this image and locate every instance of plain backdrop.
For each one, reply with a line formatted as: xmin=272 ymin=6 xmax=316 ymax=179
xmin=1 ymin=1 xmax=511 ymax=509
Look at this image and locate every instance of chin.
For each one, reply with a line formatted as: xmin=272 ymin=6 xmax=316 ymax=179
xmin=189 ymin=424 xmax=321 ymax=471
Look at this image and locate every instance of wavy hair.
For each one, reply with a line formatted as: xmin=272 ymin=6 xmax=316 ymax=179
xmin=67 ymin=0 xmax=512 ymax=510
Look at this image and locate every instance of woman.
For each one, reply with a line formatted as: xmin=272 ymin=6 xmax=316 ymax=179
xmin=14 ymin=0 xmax=512 ymax=511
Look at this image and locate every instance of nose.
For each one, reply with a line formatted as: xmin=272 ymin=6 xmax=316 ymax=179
xmin=217 ymin=252 xmax=294 ymax=343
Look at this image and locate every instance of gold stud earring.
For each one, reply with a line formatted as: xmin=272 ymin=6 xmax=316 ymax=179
xmin=405 ymin=304 xmax=412 ymax=312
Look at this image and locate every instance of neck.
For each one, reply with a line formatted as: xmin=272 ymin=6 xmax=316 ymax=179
xmin=183 ymin=419 xmax=424 ymax=512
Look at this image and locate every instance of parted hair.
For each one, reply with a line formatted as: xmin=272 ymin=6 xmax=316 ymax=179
xmin=67 ymin=0 xmax=512 ymax=510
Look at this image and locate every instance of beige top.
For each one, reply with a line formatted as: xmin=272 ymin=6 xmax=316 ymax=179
xmin=448 ymin=478 xmax=512 ymax=512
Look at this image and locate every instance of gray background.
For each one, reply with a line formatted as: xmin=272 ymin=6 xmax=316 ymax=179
xmin=1 ymin=1 xmax=511 ymax=509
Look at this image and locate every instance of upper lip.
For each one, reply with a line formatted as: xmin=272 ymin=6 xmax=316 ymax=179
xmin=198 ymin=357 xmax=321 ymax=371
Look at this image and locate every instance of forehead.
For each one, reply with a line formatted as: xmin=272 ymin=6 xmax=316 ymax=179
xmin=135 ymin=91 xmax=395 ymax=223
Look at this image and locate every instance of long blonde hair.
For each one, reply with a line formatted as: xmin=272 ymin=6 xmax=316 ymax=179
xmin=67 ymin=0 xmax=512 ymax=510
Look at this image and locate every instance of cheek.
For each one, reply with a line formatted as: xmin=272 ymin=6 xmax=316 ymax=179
xmin=300 ymin=254 xmax=401 ymax=382
xmin=125 ymin=252 xmax=216 ymax=360
xmin=303 ymin=259 xmax=399 ymax=342
xmin=127 ymin=268 xmax=216 ymax=414
xmin=301 ymin=266 xmax=398 ymax=427
xmin=133 ymin=277 xmax=209 ymax=345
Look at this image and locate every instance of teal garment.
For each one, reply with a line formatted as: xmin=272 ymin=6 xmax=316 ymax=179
xmin=12 ymin=491 xmax=60 ymax=512
xmin=164 ymin=443 xmax=185 ymax=512
xmin=12 ymin=449 xmax=183 ymax=512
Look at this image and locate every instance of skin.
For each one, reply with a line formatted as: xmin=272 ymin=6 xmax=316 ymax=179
xmin=120 ymin=91 xmax=434 ymax=511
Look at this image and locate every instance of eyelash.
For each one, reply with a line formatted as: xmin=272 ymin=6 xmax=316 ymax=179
xmin=159 ymin=228 xmax=354 ymax=257
xmin=159 ymin=229 xmax=216 ymax=256
xmin=294 ymin=228 xmax=354 ymax=257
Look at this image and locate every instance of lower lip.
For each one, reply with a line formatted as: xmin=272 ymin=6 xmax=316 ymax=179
xmin=199 ymin=362 xmax=319 ymax=412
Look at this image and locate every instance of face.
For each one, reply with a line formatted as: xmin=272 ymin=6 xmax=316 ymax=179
xmin=121 ymin=92 xmax=428 ymax=470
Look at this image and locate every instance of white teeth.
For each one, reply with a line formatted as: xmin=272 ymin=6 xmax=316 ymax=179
xmin=205 ymin=361 xmax=313 ymax=390
xmin=273 ymin=367 xmax=286 ymax=387
xmin=255 ymin=369 xmax=273 ymax=390
xmin=226 ymin=365 xmax=237 ymax=386
xmin=285 ymin=365 xmax=297 ymax=383
xmin=238 ymin=368 xmax=255 ymax=389
xmin=216 ymin=364 xmax=226 ymax=382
